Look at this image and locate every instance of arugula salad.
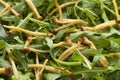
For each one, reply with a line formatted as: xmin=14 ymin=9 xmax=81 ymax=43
xmin=0 ymin=0 xmax=120 ymax=80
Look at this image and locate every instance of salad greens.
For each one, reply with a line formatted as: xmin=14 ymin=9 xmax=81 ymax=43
xmin=0 ymin=0 xmax=120 ymax=80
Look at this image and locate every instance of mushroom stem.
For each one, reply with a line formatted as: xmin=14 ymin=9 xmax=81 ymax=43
xmin=0 ymin=67 xmax=11 ymax=75
xmin=81 ymin=20 xmax=116 ymax=31
xmin=6 ymin=48 xmax=19 ymax=79
xmin=0 ymin=5 xmax=10 ymax=16
xmin=112 ymin=0 xmax=119 ymax=20
xmin=0 ymin=0 xmax=20 ymax=16
xmin=24 ymin=36 xmax=36 ymax=49
xmin=53 ymin=37 xmax=72 ymax=48
xmin=58 ymin=44 xmax=77 ymax=60
xmin=109 ymin=53 xmax=120 ymax=56
xmin=39 ymin=59 xmax=48 ymax=77
xmin=35 ymin=53 xmax=40 ymax=80
xmin=54 ymin=20 xmax=88 ymax=32
xmin=28 ymin=64 xmax=61 ymax=73
xmin=49 ymin=1 xmax=76 ymax=16
xmin=54 ymin=0 xmax=62 ymax=20
xmin=0 ymin=9 xmax=9 ymax=17
xmin=3 ymin=25 xmax=53 ymax=37
xmin=58 ymin=39 xmax=81 ymax=61
xmin=53 ymin=16 xmax=88 ymax=24
xmin=82 ymin=37 xmax=109 ymax=67
xmin=25 ymin=0 xmax=42 ymax=20
xmin=82 ymin=37 xmax=96 ymax=49
xmin=28 ymin=48 xmax=48 ymax=53
xmin=77 ymin=49 xmax=92 ymax=69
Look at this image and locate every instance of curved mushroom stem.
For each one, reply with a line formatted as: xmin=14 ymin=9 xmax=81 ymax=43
xmin=0 ymin=67 xmax=11 ymax=75
xmin=82 ymin=37 xmax=96 ymax=49
xmin=54 ymin=0 xmax=62 ymax=20
xmin=81 ymin=20 xmax=116 ymax=31
xmin=0 ymin=5 xmax=10 ymax=16
xmin=82 ymin=37 xmax=109 ymax=67
xmin=58 ymin=38 xmax=82 ymax=61
xmin=112 ymin=0 xmax=119 ymax=20
xmin=25 ymin=0 xmax=42 ymax=20
xmin=53 ymin=16 xmax=88 ymax=24
xmin=6 ymin=48 xmax=19 ymax=79
xmin=3 ymin=25 xmax=53 ymax=37
xmin=28 ymin=64 xmax=61 ymax=73
xmin=0 ymin=0 xmax=20 ymax=16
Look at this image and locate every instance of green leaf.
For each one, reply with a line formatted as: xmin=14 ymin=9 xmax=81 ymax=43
xmin=1 ymin=15 xmax=20 ymax=23
xmin=109 ymin=40 xmax=120 ymax=52
xmin=70 ymin=50 xmax=84 ymax=62
xmin=29 ymin=18 xmax=49 ymax=27
xmin=0 ymin=78 xmax=4 ymax=80
xmin=0 ymin=25 xmax=7 ymax=38
xmin=81 ymin=49 xmax=103 ymax=57
xmin=32 ymin=0 xmax=45 ymax=7
xmin=12 ymin=50 xmax=28 ymax=70
xmin=0 ymin=58 xmax=11 ymax=67
xmin=19 ymin=72 xmax=31 ymax=80
xmin=44 ymin=73 xmax=61 ymax=80
xmin=0 ymin=40 xmax=6 ymax=50
xmin=105 ymin=70 xmax=120 ymax=80
xmin=14 ymin=36 xmax=24 ymax=44
xmin=45 ymin=37 xmax=53 ymax=49
xmin=55 ymin=29 xmax=69 ymax=42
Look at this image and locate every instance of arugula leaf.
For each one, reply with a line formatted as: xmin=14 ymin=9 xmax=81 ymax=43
xmin=12 ymin=50 xmax=28 ymax=70
xmin=44 ymin=73 xmax=61 ymax=80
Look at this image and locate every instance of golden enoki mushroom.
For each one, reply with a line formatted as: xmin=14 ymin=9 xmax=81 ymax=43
xmin=112 ymin=0 xmax=120 ymax=28
xmin=82 ymin=37 xmax=109 ymax=67
xmin=28 ymin=64 xmax=61 ymax=73
xmin=81 ymin=20 xmax=116 ymax=31
xmin=0 ymin=67 xmax=11 ymax=75
xmin=3 ymin=25 xmax=53 ymax=37
xmin=25 ymin=0 xmax=43 ymax=20
xmin=58 ymin=38 xmax=82 ymax=61
xmin=53 ymin=36 xmax=73 ymax=48
xmin=0 ymin=0 xmax=20 ymax=16
xmin=52 ymin=1 xmax=88 ymax=32
xmin=6 ymin=48 xmax=19 ymax=79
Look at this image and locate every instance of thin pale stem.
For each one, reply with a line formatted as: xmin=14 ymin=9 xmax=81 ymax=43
xmin=82 ymin=37 xmax=96 ymax=49
xmin=24 ymin=36 xmax=36 ymax=48
xmin=0 ymin=9 xmax=9 ymax=17
xmin=6 ymin=48 xmax=19 ymax=79
xmin=0 ymin=5 xmax=10 ymax=16
xmin=49 ymin=1 xmax=76 ymax=16
xmin=81 ymin=20 xmax=116 ymax=31
xmin=28 ymin=48 xmax=48 ymax=53
xmin=82 ymin=37 xmax=109 ymax=67
xmin=28 ymin=64 xmax=61 ymax=73
xmin=58 ymin=44 xmax=78 ymax=60
xmin=53 ymin=16 xmax=88 ymax=24
xmin=35 ymin=53 xmax=40 ymax=80
xmin=54 ymin=0 xmax=63 ymax=20
xmin=112 ymin=0 xmax=119 ymax=20
xmin=0 ymin=0 xmax=20 ymax=16
xmin=109 ymin=53 xmax=120 ymax=56
xmin=3 ymin=25 xmax=53 ymax=37
xmin=25 ymin=0 xmax=42 ymax=20
xmin=39 ymin=59 xmax=48 ymax=78
xmin=77 ymin=49 xmax=92 ymax=69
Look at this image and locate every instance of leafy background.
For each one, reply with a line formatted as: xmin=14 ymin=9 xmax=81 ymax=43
xmin=0 ymin=0 xmax=120 ymax=80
